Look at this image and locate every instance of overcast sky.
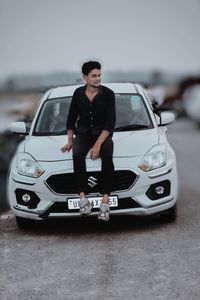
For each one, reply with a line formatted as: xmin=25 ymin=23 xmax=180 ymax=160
xmin=1 ymin=0 xmax=200 ymax=80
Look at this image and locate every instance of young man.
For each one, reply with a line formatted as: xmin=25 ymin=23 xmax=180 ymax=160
xmin=61 ymin=61 xmax=116 ymax=221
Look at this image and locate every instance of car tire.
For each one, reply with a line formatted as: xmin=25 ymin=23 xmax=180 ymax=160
xmin=16 ymin=216 xmax=36 ymax=230
xmin=160 ymin=204 xmax=177 ymax=223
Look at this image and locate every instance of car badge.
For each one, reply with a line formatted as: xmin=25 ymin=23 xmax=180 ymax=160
xmin=88 ymin=176 xmax=98 ymax=188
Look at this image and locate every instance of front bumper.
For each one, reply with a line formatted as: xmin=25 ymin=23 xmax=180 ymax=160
xmin=8 ymin=157 xmax=178 ymax=220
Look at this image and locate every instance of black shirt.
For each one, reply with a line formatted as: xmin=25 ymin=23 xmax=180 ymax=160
xmin=67 ymin=85 xmax=116 ymax=136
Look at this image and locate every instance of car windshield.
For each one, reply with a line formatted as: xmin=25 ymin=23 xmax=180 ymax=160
xmin=114 ymin=94 xmax=152 ymax=131
xmin=33 ymin=94 xmax=153 ymax=135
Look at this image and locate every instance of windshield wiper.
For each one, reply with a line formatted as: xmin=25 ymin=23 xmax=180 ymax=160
xmin=55 ymin=130 xmax=67 ymax=135
xmin=115 ymin=124 xmax=150 ymax=131
xmin=34 ymin=130 xmax=67 ymax=136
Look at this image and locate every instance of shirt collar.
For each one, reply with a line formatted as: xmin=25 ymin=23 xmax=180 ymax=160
xmin=83 ymin=84 xmax=103 ymax=94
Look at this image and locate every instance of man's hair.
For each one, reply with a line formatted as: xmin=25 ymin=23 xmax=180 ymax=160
xmin=82 ymin=61 xmax=101 ymax=75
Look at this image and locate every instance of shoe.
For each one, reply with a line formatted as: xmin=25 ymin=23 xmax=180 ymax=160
xmin=98 ymin=203 xmax=110 ymax=221
xmin=79 ymin=197 xmax=92 ymax=216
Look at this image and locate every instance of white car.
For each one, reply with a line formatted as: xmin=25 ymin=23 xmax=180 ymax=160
xmin=8 ymin=83 xmax=178 ymax=229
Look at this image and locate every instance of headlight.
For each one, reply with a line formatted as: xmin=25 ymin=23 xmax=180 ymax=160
xmin=138 ymin=144 xmax=166 ymax=172
xmin=17 ymin=153 xmax=44 ymax=178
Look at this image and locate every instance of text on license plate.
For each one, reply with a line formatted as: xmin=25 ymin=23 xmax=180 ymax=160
xmin=68 ymin=196 xmax=118 ymax=210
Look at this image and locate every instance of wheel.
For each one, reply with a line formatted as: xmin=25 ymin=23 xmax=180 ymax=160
xmin=160 ymin=204 xmax=177 ymax=223
xmin=15 ymin=216 xmax=36 ymax=230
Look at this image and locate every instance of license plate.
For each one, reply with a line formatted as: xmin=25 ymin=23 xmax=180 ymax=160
xmin=67 ymin=196 xmax=118 ymax=210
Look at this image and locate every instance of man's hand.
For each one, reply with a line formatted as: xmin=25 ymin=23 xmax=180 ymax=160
xmin=60 ymin=142 xmax=72 ymax=153
xmin=90 ymin=130 xmax=110 ymax=160
xmin=90 ymin=144 xmax=101 ymax=160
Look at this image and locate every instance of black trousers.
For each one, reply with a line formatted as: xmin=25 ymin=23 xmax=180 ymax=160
xmin=72 ymin=134 xmax=114 ymax=195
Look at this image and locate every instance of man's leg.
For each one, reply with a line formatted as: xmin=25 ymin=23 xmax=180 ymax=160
xmin=72 ymin=135 xmax=92 ymax=194
xmin=98 ymin=137 xmax=114 ymax=221
xmin=99 ymin=136 xmax=114 ymax=199
xmin=72 ymin=135 xmax=93 ymax=215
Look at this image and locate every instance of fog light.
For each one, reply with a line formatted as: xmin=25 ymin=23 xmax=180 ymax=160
xmin=22 ymin=194 xmax=31 ymax=202
xmin=15 ymin=189 xmax=40 ymax=208
xmin=146 ymin=180 xmax=170 ymax=200
xmin=155 ymin=186 xmax=165 ymax=195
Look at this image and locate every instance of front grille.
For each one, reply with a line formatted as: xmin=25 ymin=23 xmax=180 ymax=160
xmin=44 ymin=197 xmax=141 ymax=215
xmin=46 ymin=170 xmax=137 ymax=194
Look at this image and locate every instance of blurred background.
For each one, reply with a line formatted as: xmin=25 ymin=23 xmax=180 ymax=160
xmin=0 ymin=0 xmax=200 ymax=212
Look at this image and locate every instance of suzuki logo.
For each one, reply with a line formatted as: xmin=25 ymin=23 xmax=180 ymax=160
xmin=88 ymin=176 xmax=98 ymax=188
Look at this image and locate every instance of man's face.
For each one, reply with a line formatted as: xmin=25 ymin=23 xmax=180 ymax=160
xmin=83 ymin=68 xmax=101 ymax=88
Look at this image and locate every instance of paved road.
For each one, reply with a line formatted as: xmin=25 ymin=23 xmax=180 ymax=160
xmin=0 ymin=118 xmax=200 ymax=300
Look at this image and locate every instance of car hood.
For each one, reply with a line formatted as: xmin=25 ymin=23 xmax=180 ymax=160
xmin=24 ymin=129 xmax=159 ymax=161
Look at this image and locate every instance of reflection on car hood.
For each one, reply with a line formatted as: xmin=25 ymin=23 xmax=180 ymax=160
xmin=24 ymin=129 xmax=159 ymax=161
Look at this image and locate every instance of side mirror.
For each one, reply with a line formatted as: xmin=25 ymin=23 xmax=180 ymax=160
xmin=10 ymin=121 xmax=28 ymax=134
xmin=157 ymin=111 xmax=176 ymax=126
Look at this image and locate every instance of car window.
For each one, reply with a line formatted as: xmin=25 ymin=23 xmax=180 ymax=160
xmin=115 ymin=94 xmax=152 ymax=128
xmin=33 ymin=94 xmax=152 ymax=135
xmin=34 ymin=97 xmax=71 ymax=135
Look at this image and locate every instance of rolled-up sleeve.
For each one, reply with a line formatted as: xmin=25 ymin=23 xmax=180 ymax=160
xmin=66 ymin=91 xmax=79 ymax=131
xmin=104 ymin=90 xmax=116 ymax=134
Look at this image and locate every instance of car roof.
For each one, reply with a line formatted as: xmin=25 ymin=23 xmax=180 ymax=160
xmin=47 ymin=82 xmax=144 ymax=99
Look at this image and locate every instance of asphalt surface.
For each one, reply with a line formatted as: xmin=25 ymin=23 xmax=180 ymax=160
xmin=0 ymin=118 xmax=200 ymax=300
